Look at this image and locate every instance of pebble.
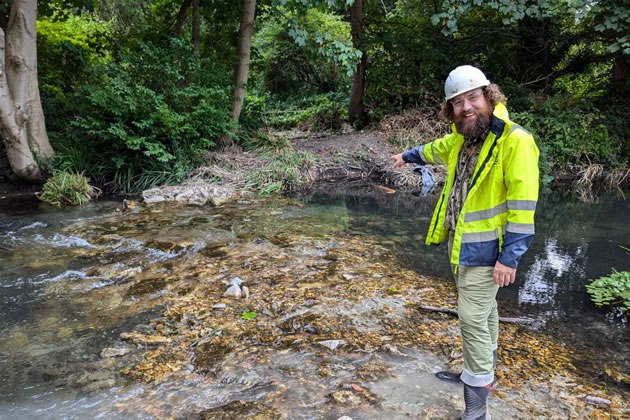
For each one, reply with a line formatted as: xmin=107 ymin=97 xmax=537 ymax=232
xmin=100 ymin=347 xmax=131 ymax=358
xmin=212 ymin=303 xmax=227 ymax=310
xmin=338 ymin=416 xmax=353 ymax=420
xmin=318 ymin=340 xmax=346 ymax=351
xmin=231 ymin=277 xmax=244 ymax=286
xmin=241 ymin=286 xmax=250 ymax=299
xmin=342 ymin=273 xmax=354 ymax=280
xmin=223 ymin=284 xmax=242 ymax=298
xmin=584 ymin=396 xmax=611 ymax=407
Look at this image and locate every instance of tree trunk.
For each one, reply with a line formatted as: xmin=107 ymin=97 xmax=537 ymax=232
xmin=0 ymin=0 xmax=52 ymax=182
xmin=349 ymin=0 xmax=367 ymax=127
xmin=230 ymin=0 xmax=256 ymax=122
xmin=192 ymin=0 xmax=200 ymax=53
xmin=7 ymin=0 xmax=53 ymax=159
xmin=174 ymin=0 xmax=192 ymax=38
xmin=612 ymin=53 xmax=628 ymax=92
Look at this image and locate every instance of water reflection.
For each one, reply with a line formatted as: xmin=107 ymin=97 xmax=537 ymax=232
xmin=519 ymin=237 xmax=587 ymax=306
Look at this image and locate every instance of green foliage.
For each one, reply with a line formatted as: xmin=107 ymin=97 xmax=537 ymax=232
xmin=241 ymin=311 xmax=258 ymax=320
xmin=432 ymin=0 xmax=630 ymax=55
xmin=37 ymin=11 xmax=111 ymax=96
xmin=269 ymin=92 xmax=349 ymax=130
xmin=268 ymin=2 xmax=362 ymax=76
xmin=512 ymin=97 xmax=626 ymax=184
xmin=586 ymin=270 xmax=630 ymax=313
xmin=38 ymin=171 xmax=100 ymax=207
xmin=245 ymin=150 xmax=316 ymax=194
xmin=37 ymin=11 xmax=112 ymax=137
xmin=57 ymin=39 xmax=234 ymax=193
xmin=240 ymin=129 xmax=291 ymax=153
xmin=253 ymin=8 xmax=353 ymax=94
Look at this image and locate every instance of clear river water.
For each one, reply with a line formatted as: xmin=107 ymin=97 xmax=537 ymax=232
xmin=0 ymin=187 xmax=628 ymax=419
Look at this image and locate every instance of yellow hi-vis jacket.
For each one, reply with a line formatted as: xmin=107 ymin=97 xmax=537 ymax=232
xmin=402 ymin=103 xmax=539 ymax=268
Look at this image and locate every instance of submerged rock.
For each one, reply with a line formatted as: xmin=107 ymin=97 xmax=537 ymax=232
xmin=330 ymin=390 xmax=362 ymax=406
xmin=318 ymin=339 xmax=346 ymax=351
xmin=142 ymin=182 xmax=234 ymax=206
xmin=231 ymin=276 xmax=244 ymax=286
xmin=100 ymin=347 xmax=131 ymax=358
xmin=223 ymin=284 xmax=242 ymax=298
xmin=189 ymin=400 xmax=282 ymax=420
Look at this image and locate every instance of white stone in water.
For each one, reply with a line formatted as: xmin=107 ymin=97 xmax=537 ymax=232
xmin=342 ymin=273 xmax=354 ymax=280
xmin=223 ymin=284 xmax=242 ymax=298
xmin=231 ymin=276 xmax=244 ymax=286
xmin=212 ymin=303 xmax=227 ymax=310
xmin=100 ymin=347 xmax=130 ymax=358
xmin=318 ymin=339 xmax=345 ymax=351
xmin=242 ymin=286 xmax=250 ymax=299
xmin=585 ymin=396 xmax=611 ymax=407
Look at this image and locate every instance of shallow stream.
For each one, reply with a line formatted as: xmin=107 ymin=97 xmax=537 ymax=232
xmin=0 ymin=188 xmax=628 ymax=419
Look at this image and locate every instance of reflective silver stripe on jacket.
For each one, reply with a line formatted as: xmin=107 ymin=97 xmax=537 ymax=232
xmin=507 ymin=200 xmax=537 ymax=211
xmin=464 ymin=202 xmax=507 ymax=222
xmin=506 ymin=222 xmax=535 ymax=234
xmin=430 ymin=143 xmax=444 ymax=165
xmin=417 ymin=145 xmax=429 ymax=164
xmin=461 ymin=229 xmax=499 ymax=243
xmin=463 ymin=200 xmax=536 ymax=223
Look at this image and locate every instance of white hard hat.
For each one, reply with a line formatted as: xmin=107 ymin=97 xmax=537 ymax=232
xmin=444 ymin=65 xmax=490 ymax=100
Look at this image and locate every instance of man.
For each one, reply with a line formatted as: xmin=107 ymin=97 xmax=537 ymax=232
xmin=391 ymin=65 xmax=539 ymax=420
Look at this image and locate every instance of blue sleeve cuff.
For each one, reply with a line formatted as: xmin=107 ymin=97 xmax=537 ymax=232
xmin=498 ymin=232 xmax=534 ymax=268
xmin=402 ymin=147 xmax=426 ymax=165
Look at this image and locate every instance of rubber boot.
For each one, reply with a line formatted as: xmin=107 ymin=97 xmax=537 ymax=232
xmin=462 ymin=383 xmax=492 ymax=420
xmin=435 ymin=370 xmax=462 ymax=383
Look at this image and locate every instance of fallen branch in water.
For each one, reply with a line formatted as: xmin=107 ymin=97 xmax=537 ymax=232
xmin=418 ymin=305 xmax=534 ymax=325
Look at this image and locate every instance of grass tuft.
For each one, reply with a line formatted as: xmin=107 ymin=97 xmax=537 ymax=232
xmin=38 ymin=171 xmax=101 ymax=207
xmin=244 ymin=149 xmax=316 ymax=194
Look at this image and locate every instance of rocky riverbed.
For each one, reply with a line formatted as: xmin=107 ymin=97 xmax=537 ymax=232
xmin=1 ymin=194 xmax=628 ymax=419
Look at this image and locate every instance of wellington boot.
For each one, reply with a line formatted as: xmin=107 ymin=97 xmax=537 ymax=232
xmin=435 ymin=371 xmax=463 ymax=384
xmin=461 ymin=382 xmax=495 ymax=420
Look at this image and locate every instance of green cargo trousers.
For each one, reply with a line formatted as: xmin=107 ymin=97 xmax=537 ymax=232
xmin=449 ymin=235 xmax=499 ymax=387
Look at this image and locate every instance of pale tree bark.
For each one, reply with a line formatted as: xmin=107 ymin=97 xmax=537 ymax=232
xmin=230 ymin=0 xmax=256 ymax=122
xmin=192 ymin=0 xmax=200 ymax=53
xmin=349 ymin=0 xmax=367 ymax=127
xmin=0 ymin=0 xmax=52 ymax=182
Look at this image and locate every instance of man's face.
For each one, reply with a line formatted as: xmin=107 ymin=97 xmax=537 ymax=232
xmin=451 ymin=88 xmax=493 ymax=138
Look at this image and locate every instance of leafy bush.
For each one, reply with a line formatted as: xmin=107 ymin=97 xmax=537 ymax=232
xmin=38 ymin=171 xmax=100 ymax=207
xmin=245 ymin=150 xmax=316 ymax=194
xmin=261 ymin=92 xmax=349 ymax=130
xmin=253 ymin=8 xmax=353 ymax=95
xmin=37 ymin=11 xmax=112 ymax=136
xmin=512 ymin=97 xmax=625 ymax=184
xmin=586 ymin=270 xmax=630 ymax=314
xmin=56 ymin=39 xmax=235 ymax=193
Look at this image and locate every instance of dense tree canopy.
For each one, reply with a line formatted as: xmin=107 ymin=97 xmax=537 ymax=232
xmin=0 ymin=0 xmax=626 ymax=190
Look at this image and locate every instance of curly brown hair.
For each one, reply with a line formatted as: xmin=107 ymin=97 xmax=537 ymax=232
xmin=439 ymin=84 xmax=507 ymax=123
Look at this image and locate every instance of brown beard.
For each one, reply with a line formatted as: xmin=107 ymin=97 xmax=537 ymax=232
xmin=455 ymin=110 xmax=492 ymax=138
